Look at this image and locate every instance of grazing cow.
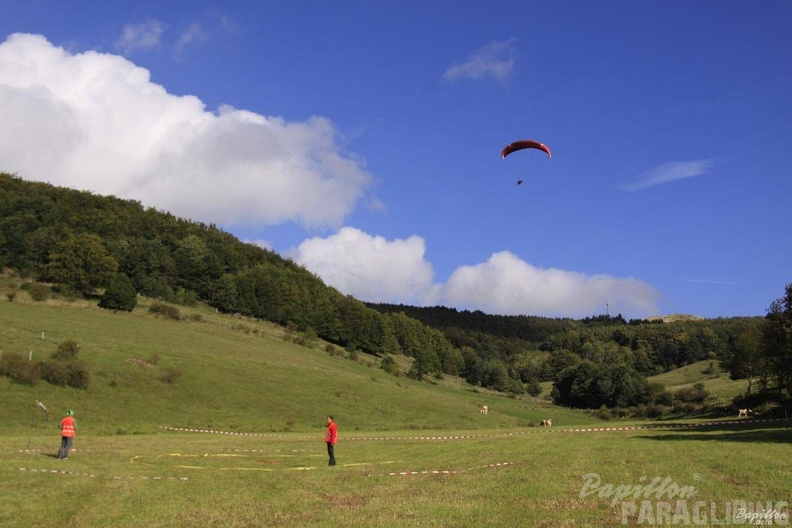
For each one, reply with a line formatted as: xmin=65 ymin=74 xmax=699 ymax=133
xmin=540 ymin=419 xmax=552 ymax=427
xmin=480 ymin=405 xmax=489 ymax=415
xmin=738 ymin=408 xmax=753 ymax=418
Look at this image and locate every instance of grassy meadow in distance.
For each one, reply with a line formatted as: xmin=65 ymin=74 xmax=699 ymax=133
xmin=1 ymin=283 xmax=790 ymax=527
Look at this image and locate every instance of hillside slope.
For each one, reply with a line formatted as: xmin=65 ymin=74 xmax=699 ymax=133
xmin=0 ymin=292 xmax=593 ymax=435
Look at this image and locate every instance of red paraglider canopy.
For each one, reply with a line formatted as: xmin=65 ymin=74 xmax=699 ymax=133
xmin=501 ymin=140 xmax=552 ymax=159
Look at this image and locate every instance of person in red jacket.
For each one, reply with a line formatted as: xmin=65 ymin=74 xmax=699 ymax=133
xmin=324 ymin=415 xmax=337 ymax=466
xmin=58 ymin=410 xmax=77 ymax=459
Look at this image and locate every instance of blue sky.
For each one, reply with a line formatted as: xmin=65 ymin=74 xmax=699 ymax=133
xmin=1 ymin=1 xmax=790 ymax=319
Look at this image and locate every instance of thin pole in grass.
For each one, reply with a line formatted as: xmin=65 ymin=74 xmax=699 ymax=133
xmin=28 ymin=401 xmax=35 ymax=450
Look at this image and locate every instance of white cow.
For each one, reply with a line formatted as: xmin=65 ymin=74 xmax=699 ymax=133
xmin=541 ymin=419 xmax=552 ymax=427
xmin=480 ymin=405 xmax=489 ymax=415
xmin=738 ymin=408 xmax=753 ymax=418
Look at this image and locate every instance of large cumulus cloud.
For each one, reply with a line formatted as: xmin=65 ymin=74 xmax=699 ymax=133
xmin=0 ymin=33 xmax=371 ymax=228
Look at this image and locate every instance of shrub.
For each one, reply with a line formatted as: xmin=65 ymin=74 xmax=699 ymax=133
xmin=526 ymin=380 xmax=543 ymax=398
xmin=149 ymin=302 xmax=181 ymax=320
xmin=160 ymin=368 xmax=182 ymax=384
xmin=99 ymin=273 xmax=137 ymax=312
xmin=294 ymin=329 xmax=318 ymax=348
xmin=325 ymin=344 xmax=344 ymax=357
xmin=28 ymin=283 xmax=50 ymax=302
xmin=0 ymin=352 xmax=40 ymax=385
xmin=40 ymin=359 xmax=90 ymax=389
xmin=51 ymin=340 xmax=80 ymax=361
xmin=702 ymin=361 xmax=716 ymax=376
xmin=51 ymin=284 xmax=80 ymax=302
xmin=673 ymin=383 xmax=709 ymax=404
xmin=646 ymin=404 xmax=669 ymax=418
xmin=40 ymin=360 xmax=70 ymax=386
xmin=594 ymin=406 xmax=613 ymax=421
xmin=6 ymin=292 xmax=16 ymax=302
xmin=380 ymin=356 xmax=399 ymax=375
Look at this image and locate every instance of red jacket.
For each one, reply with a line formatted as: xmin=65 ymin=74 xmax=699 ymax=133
xmin=325 ymin=421 xmax=337 ymax=444
xmin=60 ymin=416 xmax=76 ymax=437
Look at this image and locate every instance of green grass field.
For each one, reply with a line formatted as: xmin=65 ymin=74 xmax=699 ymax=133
xmin=647 ymin=360 xmax=752 ymax=404
xmin=1 ymin=286 xmax=790 ymax=527
xmin=2 ymin=420 xmax=790 ymax=527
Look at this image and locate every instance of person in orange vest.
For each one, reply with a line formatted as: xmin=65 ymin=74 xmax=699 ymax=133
xmin=324 ymin=415 xmax=337 ymax=466
xmin=58 ymin=410 xmax=77 ymax=459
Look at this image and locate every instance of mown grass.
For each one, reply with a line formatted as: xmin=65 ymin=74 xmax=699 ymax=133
xmin=2 ymin=419 xmax=790 ymax=527
xmin=2 ymin=282 xmax=790 ymax=526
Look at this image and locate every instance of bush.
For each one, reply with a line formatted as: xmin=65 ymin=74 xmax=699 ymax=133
xmin=51 ymin=340 xmax=80 ymax=361
xmin=6 ymin=292 xmax=16 ymax=302
xmin=381 ymin=355 xmax=399 ymax=375
xmin=66 ymin=361 xmax=90 ymax=388
xmin=325 ymin=344 xmax=343 ymax=357
xmin=160 ymin=368 xmax=182 ymax=384
xmin=40 ymin=360 xmax=70 ymax=386
xmin=526 ymin=380 xmax=543 ymax=397
xmin=594 ymin=406 xmax=613 ymax=421
xmin=0 ymin=352 xmax=40 ymax=385
xmin=40 ymin=360 xmax=90 ymax=388
xmin=673 ymin=383 xmax=709 ymax=404
xmin=51 ymin=284 xmax=80 ymax=302
xmin=149 ymin=302 xmax=181 ymax=320
xmin=99 ymin=273 xmax=137 ymax=312
xmin=28 ymin=283 xmax=50 ymax=302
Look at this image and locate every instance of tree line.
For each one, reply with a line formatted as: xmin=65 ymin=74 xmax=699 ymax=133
xmin=1 ymin=173 xmax=790 ymax=412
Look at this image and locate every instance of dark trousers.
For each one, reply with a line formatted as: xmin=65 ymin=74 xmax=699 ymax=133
xmin=58 ymin=436 xmax=73 ymax=459
xmin=327 ymin=442 xmax=336 ymax=466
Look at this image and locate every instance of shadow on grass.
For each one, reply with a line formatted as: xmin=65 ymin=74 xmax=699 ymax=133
xmin=639 ymin=419 xmax=792 ymax=444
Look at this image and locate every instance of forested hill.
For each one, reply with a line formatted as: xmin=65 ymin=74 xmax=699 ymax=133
xmin=3 ymin=173 xmax=786 ymax=411
xmin=367 ymin=303 xmax=579 ymax=344
xmin=0 ymin=172 xmax=406 ymax=357
xmin=368 ymin=302 xmax=764 ymax=375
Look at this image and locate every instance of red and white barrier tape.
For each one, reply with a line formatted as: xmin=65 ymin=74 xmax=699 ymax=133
xmin=388 ymin=461 xmax=514 ymax=476
xmin=160 ymin=418 xmax=785 ymax=441
xmin=17 ymin=467 xmax=187 ymax=480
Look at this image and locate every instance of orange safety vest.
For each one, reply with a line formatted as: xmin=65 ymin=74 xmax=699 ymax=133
xmin=60 ymin=416 xmax=76 ymax=437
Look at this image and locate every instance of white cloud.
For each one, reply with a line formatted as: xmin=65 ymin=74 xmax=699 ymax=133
xmin=0 ymin=33 xmax=372 ymax=228
xmin=176 ymin=22 xmax=207 ymax=53
xmin=620 ymin=159 xmax=715 ymax=191
xmin=293 ymin=229 xmax=659 ymax=318
xmin=115 ymin=20 xmax=164 ymax=53
xmin=436 ymin=251 xmax=659 ymax=318
xmin=443 ymin=38 xmax=517 ymax=83
xmin=175 ymin=14 xmax=235 ymax=54
xmin=292 ymin=227 xmax=434 ymax=305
